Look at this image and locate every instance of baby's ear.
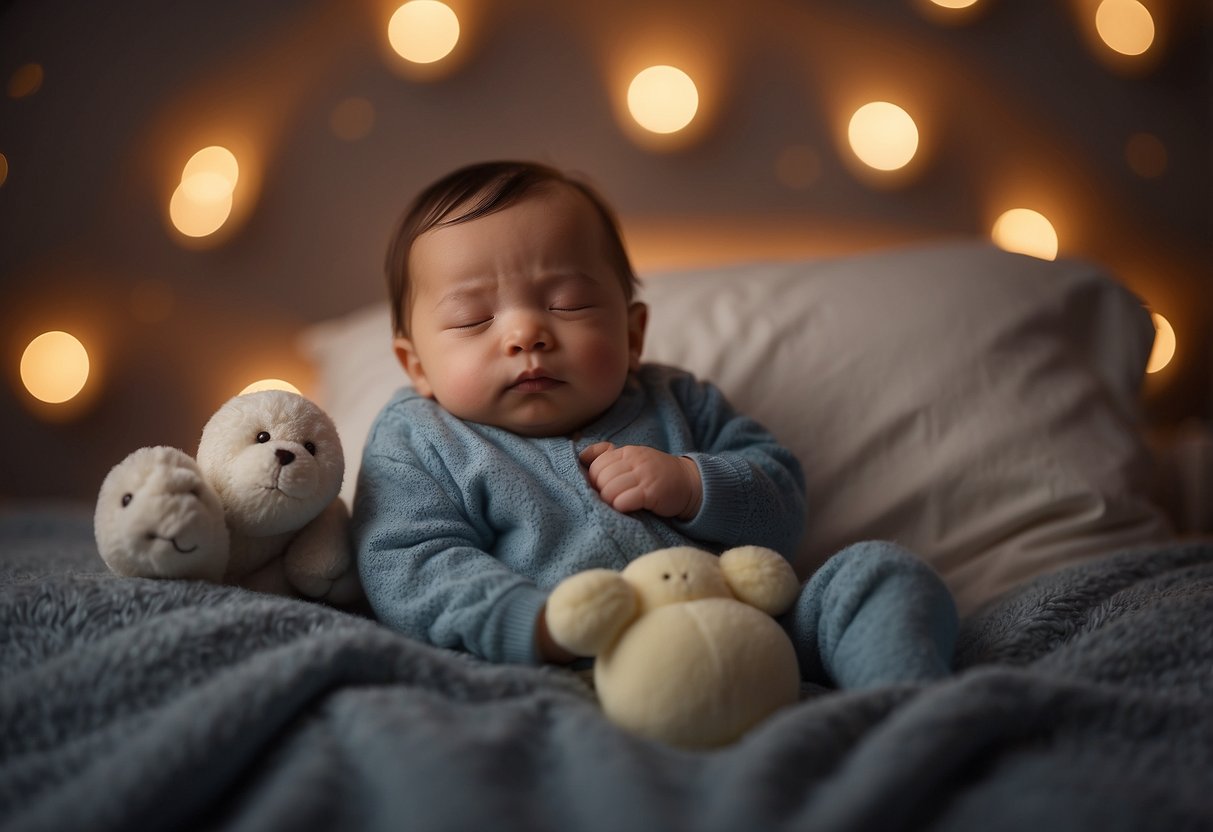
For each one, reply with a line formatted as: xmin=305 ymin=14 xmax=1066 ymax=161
xmin=393 ymin=336 xmax=434 ymax=398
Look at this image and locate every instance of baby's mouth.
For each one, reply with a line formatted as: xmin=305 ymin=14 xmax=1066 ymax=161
xmin=509 ymin=370 xmax=562 ymax=393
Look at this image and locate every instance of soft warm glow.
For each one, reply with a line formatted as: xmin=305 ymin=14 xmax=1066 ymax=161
xmin=847 ymin=102 xmax=919 ymax=172
xmin=1125 ymin=132 xmax=1167 ymax=178
xmin=330 ymin=97 xmax=376 ymax=141
xmin=170 ymin=185 xmax=233 ymax=237
xmin=1146 ymin=313 xmax=1176 ymax=373
xmin=7 ymin=62 xmax=43 ymax=99
xmin=170 ymin=146 xmax=239 ymax=238
xmin=20 ymin=331 xmax=90 ymax=404
xmin=388 ymin=1 xmax=460 ymax=64
xmin=929 ymin=0 xmax=979 ymax=7
xmin=991 ymin=208 xmax=1059 ymax=261
xmin=1095 ymin=0 xmax=1155 ymax=56
xmin=240 ymin=378 xmax=302 ymax=396
xmin=627 ymin=65 xmax=699 ymax=135
xmin=177 ymin=147 xmax=239 ymax=198
xmin=775 ymin=145 xmax=821 ymax=190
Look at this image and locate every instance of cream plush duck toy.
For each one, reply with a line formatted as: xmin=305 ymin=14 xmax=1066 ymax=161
xmin=546 ymin=545 xmax=802 ymax=749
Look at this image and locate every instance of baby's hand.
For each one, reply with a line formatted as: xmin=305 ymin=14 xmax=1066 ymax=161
xmin=579 ymin=442 xmax=703 ymax=520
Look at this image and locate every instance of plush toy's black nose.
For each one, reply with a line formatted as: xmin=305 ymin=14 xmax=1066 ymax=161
xmin=275 ymin=449 xmax=296 ymax=466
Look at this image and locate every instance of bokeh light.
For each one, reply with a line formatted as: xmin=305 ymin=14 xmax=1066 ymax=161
xmin=847 ymin=102 xmax=919 ymax=172
xmin=991 ymin=208 xmax=1059 ymax=260
xmin=929 ymin=0 xmax=979 ymax=7
xmin=7 ymin=63 xmax=43 ymax=99
xmin=627 ymin=65 xmax=699 ymax=135
xmin=388 ymin=1 xmax=460 ymax=64
xmin=20 ymin=331 xmax=90 ymax=404
xmin=1095 ymin=0 xmax=1154 ymax=56
xmin=170 ymin=145 xmax=239 ymax=238
xmin=1146 ymin=312 xmax=1176 ymax=373
xmin=240 ymin=378 xmax=302 ymax=396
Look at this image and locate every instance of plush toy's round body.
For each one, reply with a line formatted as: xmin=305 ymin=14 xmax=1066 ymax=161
xmin=94 ymin=446 xmax=229 ymax=581
xmin=595 ymin=597 xmax=800 ymax=748
xmin=547 ymin=545 xmax=803 ymax=749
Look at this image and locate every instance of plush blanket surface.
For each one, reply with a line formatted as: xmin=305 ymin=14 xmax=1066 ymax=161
xmin=2 ymin=504 xmax=1211 ymax=832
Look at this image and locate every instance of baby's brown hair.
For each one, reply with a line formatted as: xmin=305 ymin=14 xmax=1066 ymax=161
xmin=385 ymin=160 xmax=639 ymax=337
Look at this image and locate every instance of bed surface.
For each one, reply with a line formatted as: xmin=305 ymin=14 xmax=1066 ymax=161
xmin=2 ymin=504 xmax=1211 ymax=832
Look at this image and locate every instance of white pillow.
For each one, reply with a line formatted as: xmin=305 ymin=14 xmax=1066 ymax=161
xmin=299 ymin=241 xmax=1173 ymax=614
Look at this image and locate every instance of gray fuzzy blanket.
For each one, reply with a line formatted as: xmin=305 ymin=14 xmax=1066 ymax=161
xmin=2 ymin=504 xmax=1211 ymax=832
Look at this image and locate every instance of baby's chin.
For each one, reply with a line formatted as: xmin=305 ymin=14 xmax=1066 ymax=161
xmin=475 ymin=405 xmax=609 ymax=439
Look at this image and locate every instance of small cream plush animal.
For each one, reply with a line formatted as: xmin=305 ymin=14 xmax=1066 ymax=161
xmin=196 ymin=390 xmax=360 ymax=604
xmin=95 ymin=445 xmax=230 ymax=581
xmin=546 ymin=545 xmax=802 ymax=749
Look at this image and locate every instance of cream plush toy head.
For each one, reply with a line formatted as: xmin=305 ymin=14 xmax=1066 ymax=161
xmin=546 ymin=545 xmax=802 ymax=749
xmin=94 ymin=446 xmax=229 ymax=581
xmin=197 ymin=390 xmax=344 ymax=538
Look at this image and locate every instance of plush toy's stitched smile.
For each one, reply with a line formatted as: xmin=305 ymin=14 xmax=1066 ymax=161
xmin=144 ymin=533 xmax=199 ymax=554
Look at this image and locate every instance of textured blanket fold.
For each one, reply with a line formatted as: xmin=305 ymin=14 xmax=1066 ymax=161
xmin=2 ymin=507 xmax=1211 ymax=832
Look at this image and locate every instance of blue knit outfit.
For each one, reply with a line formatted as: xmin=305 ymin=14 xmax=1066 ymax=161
xmin=352 ymin=364 xmax=956 ymax=687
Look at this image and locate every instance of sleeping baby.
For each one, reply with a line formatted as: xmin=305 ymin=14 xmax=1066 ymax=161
xmin=350 ymin=159 xmax=958 ymax=688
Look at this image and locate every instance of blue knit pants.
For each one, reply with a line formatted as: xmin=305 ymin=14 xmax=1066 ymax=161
xmin=780 ymin=541 xmax=958 ymax=688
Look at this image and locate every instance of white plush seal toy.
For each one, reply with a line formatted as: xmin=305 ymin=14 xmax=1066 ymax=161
xmin=94 ymin=445 xmax=229 ymax=581
xmin=195 ymin=389 xmax=360 ymax=604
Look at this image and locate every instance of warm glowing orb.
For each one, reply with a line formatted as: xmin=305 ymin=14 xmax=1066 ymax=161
xmin=847 ymin=102 xmax=919 ymax=171
xmin=929 ymin=0 xmax=979 ymax=7
xmin=182 ymin=146 xmax=240 ymax=190
xmin=170 ymin=146 xmax=239 ymax=238
xmin=991 ymin=208 xmax=1058 ymax=261
xmin=20 ymin=331 xmax=90 ymax=404
xmin=388 ymin=1 xmax=460 ymax=64
xmin=240 ymin=378 xmax=302 ymax=396
xmin=1146 ymin=313 xmax=1176 ymax=373
xmin=627 ymin=65 xmax=699 ymax=135
xmin=1095 ymin=0 xmax=1154 ymax=56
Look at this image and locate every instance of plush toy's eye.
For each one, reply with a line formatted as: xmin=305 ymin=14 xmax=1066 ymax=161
xmin=121 ymin=493 xmax=133 ymax=507
xmin=304 ymin=441 xmax=316 ymax=456
xmin=662 ymin=572 xmax=671 ymax=581
xmin=256 ymin=431 xmax=271 ymax=443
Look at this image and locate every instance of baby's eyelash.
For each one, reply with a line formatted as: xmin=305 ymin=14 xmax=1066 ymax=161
xmin=450 ymin=317 xmax=492 ymax=330
xmin=550 ymin=305 xmax=592 ymax=312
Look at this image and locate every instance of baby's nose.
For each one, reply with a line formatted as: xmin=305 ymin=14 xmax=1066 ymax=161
xmin=505 ymin=313 xmax=552 ymax=353
xmin=275 ymin=449 xmax=295 ymax=466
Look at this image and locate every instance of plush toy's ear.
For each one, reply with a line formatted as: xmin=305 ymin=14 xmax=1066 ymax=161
xmin=545 ymin=569 xmax=638 ymax=657
xmin=718 ymin=546 xmax=801 ymax=616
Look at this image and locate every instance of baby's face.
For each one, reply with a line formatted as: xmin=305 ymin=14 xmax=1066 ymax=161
xmin=395 ymin=184 xmax=646 ymax=437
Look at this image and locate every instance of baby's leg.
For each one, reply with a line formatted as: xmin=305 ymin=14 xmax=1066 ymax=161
xmin=781 ymin=541 xmax=957 ymax=688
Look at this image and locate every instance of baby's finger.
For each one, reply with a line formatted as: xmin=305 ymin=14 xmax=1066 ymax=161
xmin=579 ymin=441 xmax=615 ymax=466
xmin=599 ymin=475 xmax=644 ymax=513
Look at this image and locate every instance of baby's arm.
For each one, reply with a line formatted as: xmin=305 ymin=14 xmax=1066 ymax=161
xmin=579 ymin=442 xmax=703 ymax=520
xmin=352 ymin=432 xmax=550 ymax=666
xmin=668 ymin=373 xmax=807 ymax=556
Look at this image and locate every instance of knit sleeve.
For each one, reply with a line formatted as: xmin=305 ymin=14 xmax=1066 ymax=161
xmin=350 ymin=406 xmax=548 ymax=665
xmin=668 ymin=374 xmax=807 ymax=558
